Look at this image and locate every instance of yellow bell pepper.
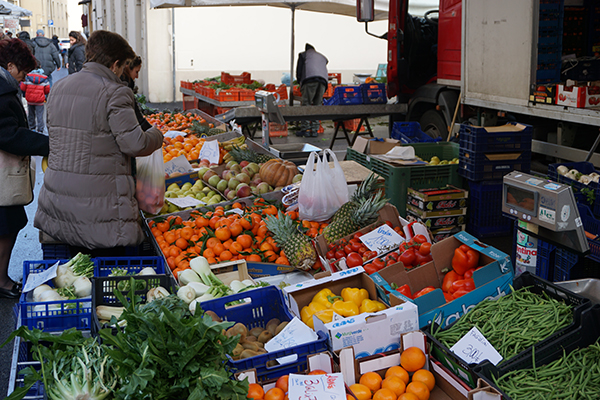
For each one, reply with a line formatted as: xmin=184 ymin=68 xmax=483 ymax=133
xmin=301 ymin=302 xmax=327 ymax=328
xmin=332 ymin=300 xmax=360 ymax=317
xmin=341 ymin=287 xmax=370 ymax=308
xmin=313 ymin=309 xmax=334 ymax=324
xmin=359 ymin=299 xmax=387 ymax=313
xmin=311 ymin=288 xmax=341 ymax=309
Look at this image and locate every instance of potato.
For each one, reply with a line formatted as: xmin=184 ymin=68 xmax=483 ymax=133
xmin=240 ymin=349 xmax=260 ymax=359
xmin=258 ymin=330 xmax=273 ymax=344
xmin=241 ymin=341 xmax=260 ymax=351
xmin=205 ymin=310 xmax=222 ymax=322
xmin=249 ymin=327 xmax=265 ymax=338
xmin=266 ymin=318 xmax=281 ymax=336
xmin=275 ymin=321 xmax=289 ymax=335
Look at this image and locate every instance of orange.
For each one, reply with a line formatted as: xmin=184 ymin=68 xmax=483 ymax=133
xmin=405 ymin=382 xmax=429 ymax=400
xmin=308 ymin=369 xmax=327 ymax=375
xmin=263 ymin=250 xmax=278 ymax=262
xmin=236 ymin=234 xmax=253 ymax=249
xmin=215 ymin=227 xmax=232 ymax=242
xmin=359 ymin=371 xmax=383 ymax=393
xmin=180 ymin=227 xmax=194 ymax=240
xmin=400 ymin=347 xmax=426 ymax=372
xmin=385 ymin=366 xmax=409 ymax=385
xmin=373 ymin=388 xmax=397 ymax=400
xmin=212 ymin=243 xmax=225 ymax=257
xmin=219 ymin=250 xmax=233 ymax=261
xmin=264 ymin=387 xmax=285 ymax=400
xmin=230 ymin=242 xmax=243 ymax=255
xmin=397 ymin=394 xmax=419 ymax=400
xmin=349 ymin=383 xmax=372 ymax=400
xmin=247 ymin=254 xmax=262 ymax=262
xmin=175 ymin=238 xmax=189 ymax=250
xmin=382 ymin=376 xmax=406 ymax=397
xmin=411 ymin=369 xmax=435 ymax=391
xmin=275 ymin=375 xmax=289 ymax=393
xmin=247 ymin=383 xmax=264 ymax=400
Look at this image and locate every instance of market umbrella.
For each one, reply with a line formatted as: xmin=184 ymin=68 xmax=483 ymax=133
xmin=0 ymin=0 xmax=33 ymax=17
xmin=149 ymin=0 xmax=389 ymax=104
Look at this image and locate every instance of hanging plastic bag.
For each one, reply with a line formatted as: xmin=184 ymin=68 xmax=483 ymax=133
xmin=135 ymin=149 xmax=165 ymax=215
xmin=298 ymin=149 xmax=349 ymax=221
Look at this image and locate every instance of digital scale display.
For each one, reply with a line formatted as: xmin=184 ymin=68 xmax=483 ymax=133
xmin=505 ymin=185 xmax=537 ymax=215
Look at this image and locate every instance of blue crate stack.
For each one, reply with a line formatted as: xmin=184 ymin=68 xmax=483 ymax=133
xmin=537 ymin=0 xmax=564 ymax=83
xmin=390 ymin=122 xmax=442 ymax=144
xmin=458 ymin=123 xmax=532 ymax=238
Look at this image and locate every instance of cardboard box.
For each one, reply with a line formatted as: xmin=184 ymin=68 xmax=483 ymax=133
xmin=370 ymin=231 xmax=513 ymax=328
xmin=408 ymin=206 xmax=468 ymax=229
xmin=283 ymin=267 xmax=419 ymax=357
xmin=529 ymin=83 xmax=556 ymax=105
xmin=556 ymin=81 xmax=600 ymax=108
xmin=430 ymin=225 xmax=466 ymax=243
xmin=407 ymin=186 xmax=469 ymax=212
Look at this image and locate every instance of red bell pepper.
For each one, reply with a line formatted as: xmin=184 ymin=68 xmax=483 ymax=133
xmin=396 ymin=284 xmax=413 ymax=299
xmin=452 ymin=244 xmax=480 ymax=275
xmin=442 ymin=270 xmax=463 ymax=293
xmin=451 ymin=278 xmax=475 ymax=293
xmin=443 ymin=292 xmax=454 ymax=303
xmin=463 ymin=268 xmax=477 ymax=279
xmin=452 ymin=289 xmax=470 ymax=299
xmin=413 ymin=286 xmax=436 ymax=299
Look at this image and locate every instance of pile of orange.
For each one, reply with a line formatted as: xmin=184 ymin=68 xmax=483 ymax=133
xmin=247 ymin=371 xmax=329 ymax=400
xmin=282 ymin=210 xmax=329 ymax=238
xmin=162 ymin=135 xmax=206 ymax=162
xmin=349 ymin=347 xmax=434 ymax=400
xmin=147 ymin=111 xmax=212 ymax=134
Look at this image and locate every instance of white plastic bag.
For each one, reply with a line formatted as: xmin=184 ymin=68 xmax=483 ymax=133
xmin=298 ymin=150 xmax=349 ymax=221
xmin=135 ymin=149 xmax=165 ymax=214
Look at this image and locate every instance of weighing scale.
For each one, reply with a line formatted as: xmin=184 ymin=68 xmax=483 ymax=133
xmin=254 ymin=90 xmax=322 ymax=162
xmin=502 ymin=171 xmax=590 ymax=255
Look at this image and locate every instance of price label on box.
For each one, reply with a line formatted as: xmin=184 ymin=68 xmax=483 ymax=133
xmin=450 ymin=326 xmax=503 ymax=366
xmin=360 ymin=224 xmax=405 ymax=253
xmin=288 ymin=373 xmax=346 ymax=400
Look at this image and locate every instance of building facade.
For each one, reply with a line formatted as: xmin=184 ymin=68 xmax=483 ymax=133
xmin=19 ymin=0 xmax=70 ymax=38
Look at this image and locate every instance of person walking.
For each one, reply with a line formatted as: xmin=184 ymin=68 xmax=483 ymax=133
xmin=295 ymin=43 xmax=328 ymax=137
xmin=16 ymin=31 xmax=35 ymax=55
xmin=67 ymin=31 xmax=86 ymax=74
xmin=0 ymin=38 xmax=50 ymax=298
xmin=32 ymin=29 xmax=61 ymax=86
xmin=20 ymin=68 xmax=50 ymax=133
xmin=34 ymin=30 xmax=163 ymax=253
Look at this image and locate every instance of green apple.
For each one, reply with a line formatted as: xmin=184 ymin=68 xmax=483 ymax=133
xmin=165 ymin=191 xmax=177 ymax=198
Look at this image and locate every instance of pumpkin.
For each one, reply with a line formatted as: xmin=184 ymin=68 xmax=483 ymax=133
xmin=259 ymin=159 xmax=298 ymax=188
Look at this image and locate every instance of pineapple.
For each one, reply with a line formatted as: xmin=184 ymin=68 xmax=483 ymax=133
xmin=323 ymin=191 xmax=389 ymax=244
xmin=331 ymin=173 xmax=382 ymax=223
xmin=265 ymin=211 xmax=317 ymax=270
xmin=229 ymin=145 xmax=274 ymax=164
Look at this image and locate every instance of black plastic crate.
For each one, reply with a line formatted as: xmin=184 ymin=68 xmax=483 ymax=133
xmin=459 ymin=150 xmax=531 ymax=181
xmin=474 ymin=305 xmax=600 ymax=400
xmin=554 ymin=248 xmax=600 ymax=281
xmin=548 ymin=161 xmax=600 ymax=214
xmin=424 ymin=271 xmax=591 ymax=388
xmin=459 ymin=123 xmax=533 ymax=152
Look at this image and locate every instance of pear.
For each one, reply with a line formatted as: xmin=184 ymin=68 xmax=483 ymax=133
xmin=167 ymin=183 xmax=180 ymax=192
xmin=228 ymin=178 xmax=240 ymax=190
xmin=181 ymin=182 xmax=193 ymax=190
xmin=167 ymin=203 xmax=179 ymax=213
xmin=216 ymin=179 xmax=228 ymax=192
xmin=208 ymin=174 xmax=220 ymax=187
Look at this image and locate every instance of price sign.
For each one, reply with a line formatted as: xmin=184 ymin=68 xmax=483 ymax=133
xmin=288 ymin=373 xmax=346 ymax=400
xmin=225 ymin=208 xmax=244 ymax=216
xmin=359 ymin=224 xmax=405 ymax=253
xmin=166 ymin=197 xmax=204 ymax=208
xmin=199 ymin=140 xmax=220 ymax=164
xmin=450 ymin=326 xmax=503 ymax=366
xmin=164 ymin=155 xmax=193 ymax=176
xmin=23 ymin=261 xmax=59 ymax=293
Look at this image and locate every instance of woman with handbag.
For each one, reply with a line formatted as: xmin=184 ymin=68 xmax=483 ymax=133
xmin=0 ymin=39 xmax=49 ymax=298
xmin=34 ymin=30 xmax=163 ymax=254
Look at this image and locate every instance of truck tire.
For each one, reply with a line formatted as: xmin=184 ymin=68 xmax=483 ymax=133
xmin=420 ymin=110 xmax=448 ymax=140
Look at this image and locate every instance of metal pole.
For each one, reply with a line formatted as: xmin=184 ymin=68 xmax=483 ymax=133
xmin=172 ymin=8 xmax=176 ymax=103
xmin=289 ymin=5 xmax=295 ymax=107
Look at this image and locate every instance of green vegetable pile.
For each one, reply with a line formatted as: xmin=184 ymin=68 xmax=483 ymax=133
xmin=3 ymin=288 xmax=248 ymax=400
xmin=494 ymin=341 xmax=600 ymax=399
xmin=433 ymin=287 xmax=573 ymax=363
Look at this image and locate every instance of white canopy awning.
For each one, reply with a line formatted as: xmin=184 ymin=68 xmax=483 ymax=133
xmin=0 ymin=0 xmax=32 ymax=17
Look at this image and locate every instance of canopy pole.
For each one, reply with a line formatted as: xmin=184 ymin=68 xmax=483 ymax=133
xmin=172 ymin=8 xmax=176 ymax=103
xmin=289 ymin=4 xmax=296 ymax=106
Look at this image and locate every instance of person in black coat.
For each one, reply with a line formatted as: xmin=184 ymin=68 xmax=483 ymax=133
xmin=121 ymin=56 xmax=152 ymax=131
xmin=67 ymin=31 xmax=86 ymax=74
xmin=0 ymin=39 xmax=49 ymax=298
xmin=16 ymin=31 xmax=35 ymax=56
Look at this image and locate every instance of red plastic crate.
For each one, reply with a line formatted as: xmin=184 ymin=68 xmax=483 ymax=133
xmin=268 ymin=122 xmax=288 ymax=137
xmin=236 ymin=88 xmax=255 ymax=101
xmin=276 ymin=84 xmax=288 ymax=100
xmin=216 ymin=90 xmax=239 ymax=102
xmin=328 ymin=73 xmax=342 ymax=85
xmin=337 ymin=119 xmax=365 ymax=132
xmin=221 ymin=71 xmax=252 ymax=85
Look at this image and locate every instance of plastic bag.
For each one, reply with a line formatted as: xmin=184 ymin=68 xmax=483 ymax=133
xmin=135 ymin=149 xmax=165 ymax=214
xmin=298 ymin=149 xmax=349 ymax=221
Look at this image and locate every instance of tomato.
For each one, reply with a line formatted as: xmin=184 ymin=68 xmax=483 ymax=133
xmin=349 ymin=238 xmax=361 ymax=246
xmin=372 ymin=258 xmax=386 ymax=271
xmin=364 ymin=251 xmax=378 ymax=260
xmin=328 ymin=243 xmax=337 ymax=251
xmin=346 ymin=252 xmax=364 ymax=268
xmin=414 ymin=252 xmax=433 ymax=266
xmin=364 ymin=263 xmax=378 ymax=275
xmin=353 ymin=232 xmax=363 ymax=240
xmin=351 ymin=241 xmax=363 ymax=252
xmin=396 ymin=284 xmax=412 ymax=299
xmin=357 ymin=246 xmax=368 ymax=255
xmin=326 ymin=250 xmax=335 ymax=260
xmin=386 ymin=259 xmax=396 ymax=267
xmin=399 ymin=248 xmax=416 ymax=267
xmin=418 ymin=242 xmax=432 ymax=255
xmin=387 ymin=251 xmax=399 ymax=261
xmin=413 ymin=286 xmax=436 ymax=298
xmin=385 ymin=221 xmax=393 ymax=228
xmin=413 ymin=234 xmax=428 ymax=244
xmin=335 ymin=250 xmax=346 ymax=260
xmin=344 ymin=244 xmax=353 ymax=255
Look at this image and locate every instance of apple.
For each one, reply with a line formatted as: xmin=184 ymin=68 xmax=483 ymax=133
xmin=239 ymin=160 xmax=250 ymax=168
xmin=251 ymin=186 xmax=260 ymax=196
xmin=228 ymin=178 xmax=240 ymax=190
xmin=201 ymin=168 xmax=216 ymax=182
xmin=251 ymin=177 xmax=263 ymax=186
xmin=257 ymin=182 xmax=270 ymax=194
xmin=208 ymin=174 xmax=221 ymax=187
xmin=224 ymin=188 xmax=231 ymax=196
xmin=209 ymin=163 xmax=219 ymax=168
xmin=230 ymin=164 xmax=242 ymax=173
xmin=199 ymin=159 xmax=210 ymax=168
xmin=226 ymin=160 xmax=239 ymax=169
xmin=222 ymin=170 xmax=236 ymax=181
xmin=216 ymin=179 xmax=228 ymax=192
xmin=227 ymin=191 xmax=237 ymax=200
xmin=247 ymin=162 xmax=260 ymax=175
xmin=292 ymin=174 xmax=303 ymax=183
xmin=241 ymin=166 xmax=254 ymax=178
xmin=236 ymin=183 xmax=252 ymax=198
xmin=236 ymin=173 xmax=250 ymax=184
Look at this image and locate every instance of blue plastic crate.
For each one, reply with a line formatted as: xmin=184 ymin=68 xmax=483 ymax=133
xmin=459 ymin=150 xmax=531 ymax=182
xmin=466 ymin=180 xmax=513 ymax=238
xmin=201 ymin=286 xmax=328 ymax=383
xmin=41 ymin=243 xmax=71 ymax=260
xmin=8 ymin=337 xmax=45 ymax=399
xmin=360 ymin=83 xmax=387 ymax=104
xmin=536 ymin=240 xmax=556 ymax=280
xmin=19 ymin=260 xmax=92 ymax=332
xmin=391 ymin=122 xmax=442 ymax=144
xmin=324 ymin=86 xmax=362 ymax=105
xmin=548 ymin=161 xmax=600 ymax=214
xmin=93 ymin=256 xmax=165 ymax=277
xmin=459 ymin=123 xmax=533 ymax=152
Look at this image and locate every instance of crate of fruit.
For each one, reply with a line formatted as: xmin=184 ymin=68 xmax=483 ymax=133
xmin=201 ymin=286 xmax=328 ymax=382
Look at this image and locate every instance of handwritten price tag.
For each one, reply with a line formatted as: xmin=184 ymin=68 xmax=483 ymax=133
xmin=359 ymin=224 xmax=405 ymax=253
xmin=288 ymin=373 xmax=346 ymax=400
xmin=199 ymin=140 xmax=220 ymax=164
xmin=166 ymin=197 xmax=204 ymax=208
xmin=23 ymin=261 xmax=59 ymax=293
xmin=450 ymin=326 xmax=503 ymax=366
xmin=164 ymin=155 xmax=193 ymax=176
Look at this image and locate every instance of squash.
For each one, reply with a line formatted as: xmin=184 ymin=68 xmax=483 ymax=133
xmin=259 ymin=159 xmax=298 ymax=188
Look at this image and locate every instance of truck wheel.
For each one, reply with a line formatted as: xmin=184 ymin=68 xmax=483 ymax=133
xmin=420 ymin=110 xmax=447 ymax=140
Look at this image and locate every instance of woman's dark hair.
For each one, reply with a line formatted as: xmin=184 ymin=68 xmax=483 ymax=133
xmin=69 ymin=31 xmax=86 ymax=45
xmin=0 ymin=38 xmax=37 ymax=72
xmin=129 ymin=56 xmax=142 ymax=69
xmin=85 ymin=30 xmax=135 ymax=69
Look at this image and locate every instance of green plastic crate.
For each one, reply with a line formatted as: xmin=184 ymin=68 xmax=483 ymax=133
xmin=346 ymin=143 xmax=463 ymax=217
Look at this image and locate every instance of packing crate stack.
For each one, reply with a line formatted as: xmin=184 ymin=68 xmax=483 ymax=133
xmin=457 ymin=122 xmax=533 ymax=238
